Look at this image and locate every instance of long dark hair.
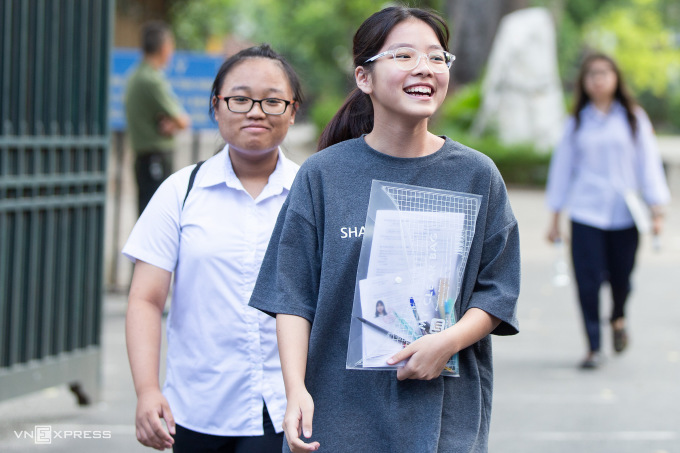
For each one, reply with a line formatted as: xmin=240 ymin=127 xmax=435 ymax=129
xmin=209 ymin=43 xmax=304 ymax=119
xmin=573 ymin=53 xmax=637 ymax=136
xmin=317 ymin=6 xmax=450 ymax=150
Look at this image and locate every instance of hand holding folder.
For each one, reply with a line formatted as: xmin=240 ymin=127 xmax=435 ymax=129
xmin=346 ymin=181 xmax=483 ymax=377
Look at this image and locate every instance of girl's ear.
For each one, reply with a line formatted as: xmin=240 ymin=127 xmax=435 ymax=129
xmin=355 ymin=66 xmax=372 ymax=95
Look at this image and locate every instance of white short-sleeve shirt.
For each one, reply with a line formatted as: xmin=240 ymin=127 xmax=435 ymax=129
xmin=122 ymin=145 xmax=298 ymax=436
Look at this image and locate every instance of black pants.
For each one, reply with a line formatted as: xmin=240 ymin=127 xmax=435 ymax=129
xmin=172 ymin=404 xmax=283 ymax=453
xmin=571 ymin=221 xmax=639 ymax=352
xmin=134 ymin=151 xmax=173 ymax=216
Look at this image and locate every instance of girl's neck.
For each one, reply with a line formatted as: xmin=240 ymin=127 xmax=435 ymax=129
xmin=364 ymin=118 xmax=444 ymax=158
xmin=228 ymin=147 xmax=278 ymax=199
xmin=591 ymin=97 xmax=614 ymax=114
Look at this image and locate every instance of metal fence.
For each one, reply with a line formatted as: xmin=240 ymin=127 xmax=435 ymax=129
xmin=0 ymin=0 xmax=113 ymax=404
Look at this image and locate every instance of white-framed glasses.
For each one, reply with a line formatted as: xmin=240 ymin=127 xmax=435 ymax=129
xmin=364 ymin=47 xmax=455 ymax=73
xmin=215 ymin=95 xmax=294 ymax=115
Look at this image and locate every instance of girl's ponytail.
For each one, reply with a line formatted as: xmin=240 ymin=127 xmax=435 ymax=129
xmin=317 ymin=88 xmax=373 ymax=150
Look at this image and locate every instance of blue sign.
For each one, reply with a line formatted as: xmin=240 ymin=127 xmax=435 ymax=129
xmin=110 ymin=49 xmax=224 ymax=131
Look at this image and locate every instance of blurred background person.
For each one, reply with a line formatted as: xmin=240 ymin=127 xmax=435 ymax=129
xmin=123 ymin=44 xmax=303 ymax=452
xmin=545 ymin=52 xmax=670 ymax=369
xmin=125 ymin=20 xmax=191 ymax=216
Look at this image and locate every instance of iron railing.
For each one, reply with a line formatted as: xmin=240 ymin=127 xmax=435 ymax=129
xmin=0 ymin=0 xmax=113 ymax=404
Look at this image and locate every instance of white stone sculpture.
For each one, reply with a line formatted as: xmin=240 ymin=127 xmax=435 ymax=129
xmin=472 ymin=7 xmax=564 ymax=152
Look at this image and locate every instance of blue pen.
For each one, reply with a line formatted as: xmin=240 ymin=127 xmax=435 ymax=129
xmin=410 ymin=297 xmax=428 ymax=337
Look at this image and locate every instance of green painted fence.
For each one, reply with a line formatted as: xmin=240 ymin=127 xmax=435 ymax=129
xmin=0 ymin=0 xmax=113 ymax=404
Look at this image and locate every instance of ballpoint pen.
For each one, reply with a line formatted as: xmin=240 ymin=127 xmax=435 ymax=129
xmin=356 ymin=316 xmax=410 ymax=346
xmin=410 ymin=297 xmax=428 ymax=336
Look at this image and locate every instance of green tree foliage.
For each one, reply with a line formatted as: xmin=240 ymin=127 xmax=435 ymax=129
xmin=168 ymin=0 xmax=680 ymax=138
xmin=533 ymin=0 xmax=680 ymax=131
xmin=583 ymin=0 xmax=680 ymax=97
xmin=562 ymin=0 xmax=617 ymax=26
xmin=170 ymin=0 xmax=241 ymax=50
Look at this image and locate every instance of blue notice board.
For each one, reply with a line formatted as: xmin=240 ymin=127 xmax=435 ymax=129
xmin=110 ymin=49 xmax=224 ymax=131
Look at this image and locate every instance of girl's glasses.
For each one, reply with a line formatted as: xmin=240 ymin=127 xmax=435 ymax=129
xmin=215 ymin=95 xmax=293 ymax=115
xmin=364 ymin=47 xmax=455 ymax=73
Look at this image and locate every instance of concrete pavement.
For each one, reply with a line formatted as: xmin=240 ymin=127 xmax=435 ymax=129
xmin=490 ymin=189 xmax=680 ymax=453
xmin=0 ymin=188 xmax=678 ymax=452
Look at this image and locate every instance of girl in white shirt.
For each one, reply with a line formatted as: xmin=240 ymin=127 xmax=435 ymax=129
xmin=546 ymin=53 xmax=670 ymax=369
xmin=123 ymin=44 xmax=303 ymax=452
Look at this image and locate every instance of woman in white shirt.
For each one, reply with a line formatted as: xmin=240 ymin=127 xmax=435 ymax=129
xmin=123 ymin=44 xmax=303 ymax=452
xmin=546 ymin=53 xmax=670 ymax=369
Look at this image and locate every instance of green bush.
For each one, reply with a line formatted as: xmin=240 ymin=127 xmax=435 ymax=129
xmin=432 ymin=122 xmax=551 ymax=187
xmin=433 ymin=81 xmax=554 ymax=187
xmin=309 ymin=94 xmax=345 ymax=137
xmin=666 ymin=89 xmax=680 ymax=133
xmin=490 ymin=145 xmax=552 ymax=187
xmin=438 ymin=82 xmax=482 ymax=131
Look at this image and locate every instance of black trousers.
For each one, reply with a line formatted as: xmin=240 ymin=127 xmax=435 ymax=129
xmin=172 ymin=404 xmax=283 ymax=453
xmin=134 ymin=151 xmax=173 ymax=216
xmin=570 ymin=221 xmax=639 ymax=352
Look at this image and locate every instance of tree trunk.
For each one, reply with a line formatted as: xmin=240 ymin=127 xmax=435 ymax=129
xmin=446 ymin=0 xmax=528 ymax=87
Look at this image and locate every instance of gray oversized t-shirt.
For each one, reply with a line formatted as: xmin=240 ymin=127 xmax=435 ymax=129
xmin=249 ymin=137 xmax=520 ymax=453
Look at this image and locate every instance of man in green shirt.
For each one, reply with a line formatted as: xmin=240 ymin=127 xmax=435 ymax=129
xmin=125 ymin=21 xmax=190 ymax=215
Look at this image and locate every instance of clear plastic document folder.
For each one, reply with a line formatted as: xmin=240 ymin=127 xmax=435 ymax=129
xmin=346 ymin=181 xmax=482 ymax=377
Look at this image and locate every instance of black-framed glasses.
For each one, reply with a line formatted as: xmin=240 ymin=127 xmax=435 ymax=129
xmin=215 ymin=95 xmax=293 ymax=115
xmin=364 ymin=47 xmax=455 ymax=73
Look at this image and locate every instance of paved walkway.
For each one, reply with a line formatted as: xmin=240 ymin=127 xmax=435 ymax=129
xmin=0 ymin=188 xmax=678 ymax=452
xmin=490 ymin=189 xmax=680 ymax=453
